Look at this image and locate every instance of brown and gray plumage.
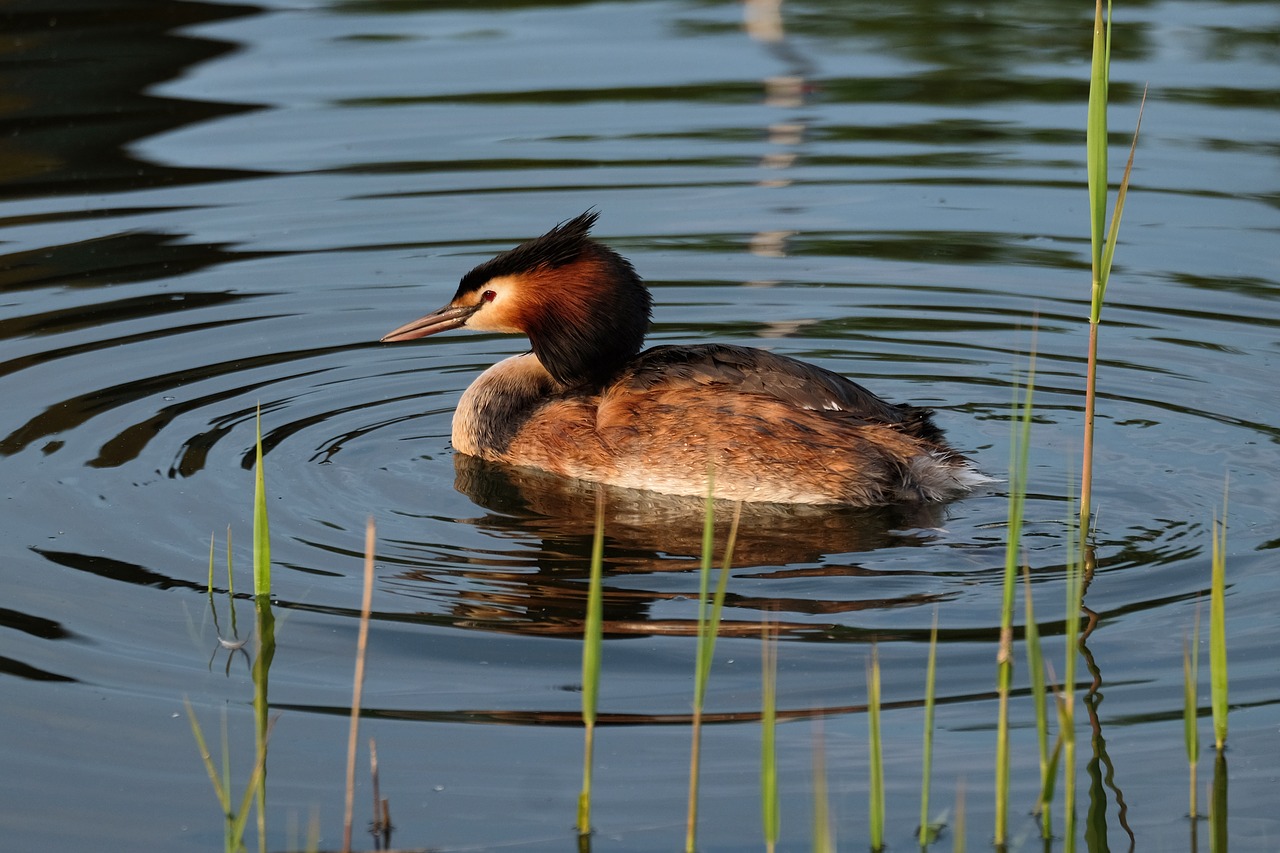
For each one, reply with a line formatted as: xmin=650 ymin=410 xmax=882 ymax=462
xmin=381 ymin=211 xmax=988 ymax=505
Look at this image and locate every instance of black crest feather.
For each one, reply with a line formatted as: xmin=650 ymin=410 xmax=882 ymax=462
xmin=457 ymin=211 xmax=600 ymax=296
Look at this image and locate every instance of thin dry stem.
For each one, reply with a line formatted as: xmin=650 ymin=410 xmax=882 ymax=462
xmin=343 ymin=518 xmax=377 ymax=853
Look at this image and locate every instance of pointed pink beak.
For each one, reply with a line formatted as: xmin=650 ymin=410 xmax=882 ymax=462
xmin=380 ymin=303 xmax=479 ymax=342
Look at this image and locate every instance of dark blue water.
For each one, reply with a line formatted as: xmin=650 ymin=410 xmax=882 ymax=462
xmin=1 ymin=0 xmax=1277 ymax=849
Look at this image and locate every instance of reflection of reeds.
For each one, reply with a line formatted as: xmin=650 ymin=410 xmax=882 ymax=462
xmin=189 ymin=416 xmax=277 ymax=853
xmin=1061 ymin=490 xmax=1084 ymax=852
xmin=1210 ymin=747 xmax=1228 ymax=853
xmin=184 ymin=698 xmax=272 ymax=853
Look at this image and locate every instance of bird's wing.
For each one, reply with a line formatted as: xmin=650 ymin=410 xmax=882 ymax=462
xmin=619 ymin=344 xmax=933 ymax=432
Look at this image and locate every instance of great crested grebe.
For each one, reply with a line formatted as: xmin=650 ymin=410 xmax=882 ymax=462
xmin=381 ymin=212 xmax=987 ymax=505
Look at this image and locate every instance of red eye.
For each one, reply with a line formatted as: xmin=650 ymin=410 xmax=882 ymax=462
xmin=482 ymin=290 xmax=497 ymax=302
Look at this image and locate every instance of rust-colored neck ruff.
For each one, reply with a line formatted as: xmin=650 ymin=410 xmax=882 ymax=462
xmin=521 ymin=248 xmax=650 ymax=388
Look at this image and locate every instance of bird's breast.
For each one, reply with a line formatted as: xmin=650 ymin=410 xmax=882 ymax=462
xmin=452 ymin=353 xmax=563 ymax=457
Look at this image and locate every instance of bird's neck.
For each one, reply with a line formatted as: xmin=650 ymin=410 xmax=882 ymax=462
xmin=511 ymin=243 xmax=652 ymax=388
xmin=526 ymin=322 xmax=641 ymax=390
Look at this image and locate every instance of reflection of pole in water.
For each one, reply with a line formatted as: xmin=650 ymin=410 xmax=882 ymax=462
xmin=743 ymin=0 xmax=813 ymax=265
xmin=743 ymin=0 xmax=812 ymax=342
xmin=744 ymin=0 xmax=784 ymax=43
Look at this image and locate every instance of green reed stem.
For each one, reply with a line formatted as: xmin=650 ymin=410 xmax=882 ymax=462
xmin=995 ymin=348 xmax=1035 ymax=846
xmin=952 ymin=779 xmax=966 ymax=853
xmin=1183 ymin=604 xmax=1202 ymax=818
xmin=918 ymin=611 xmax=939 ymax=848
xmin=207 ymin=533 xmax=216 ymax=595
xmin=1081 ymin=0 xmax=1145 ymax=536
xmin=686 ymin=491 xmax=740 ymax=853
xmin=868 ymin=644 xmax=885 ymax=852
xmin=1086 ymin=0 xmax=1111 ymax=295
xmin=578 ymin=493 xmax=606 ymax=836
xmin=1210 ymin=489 xmax=1229 ymax=750
xmin=226 ymin=527 xmax=234 ymax=598
xmin=761 ymin=615 xmax=779 ymax=853
xmin=252 ymin=406 xmax=271 ymax=597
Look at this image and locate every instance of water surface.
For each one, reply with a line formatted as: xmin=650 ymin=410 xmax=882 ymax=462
xmin=1 ymin=0 xmax=1277 ymax=849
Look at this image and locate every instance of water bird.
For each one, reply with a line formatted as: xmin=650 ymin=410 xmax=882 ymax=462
xmin=381 ymin=212 xmax=987 ymax=505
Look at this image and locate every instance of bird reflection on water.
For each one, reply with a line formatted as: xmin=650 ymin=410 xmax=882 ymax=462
xmin=379 ymin=453 xmax=969 ymax=642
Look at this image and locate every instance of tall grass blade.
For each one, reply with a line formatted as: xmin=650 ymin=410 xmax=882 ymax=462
xmin=1099 ymin=89 xmax=1147 ymax=289
xmin=207 ymin=533 xmax=216 ymax=595
xmin=1210 ymin=492 xmax=1228 ymax=750
xmin=868 ymin=644 xmax=885 ymax=852
xmin=1086 ymin=0 xmax=1111 ymax=308
xmin=918 ymin=611 xmax=939 ymax=847
xmin=342 ymin=518 xmax=377 ymax=853
xmin=252 ymin=406 xmax=271 ymax=597
xmin=995 ymin=346 xmax=1035 ymax=846
xmin=578 ymin=493 xmax=606 ymax=836
xmin=761 ymin=614 xmax=780 ymax=853
xmin=953 ymin=779 xmax=966 ymax=853
xmin=226 ymin=526 xmax=235 ymax=598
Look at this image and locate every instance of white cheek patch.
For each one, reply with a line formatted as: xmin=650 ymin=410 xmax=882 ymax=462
xmin=462 ymin=275 xmax=523 ymax=333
